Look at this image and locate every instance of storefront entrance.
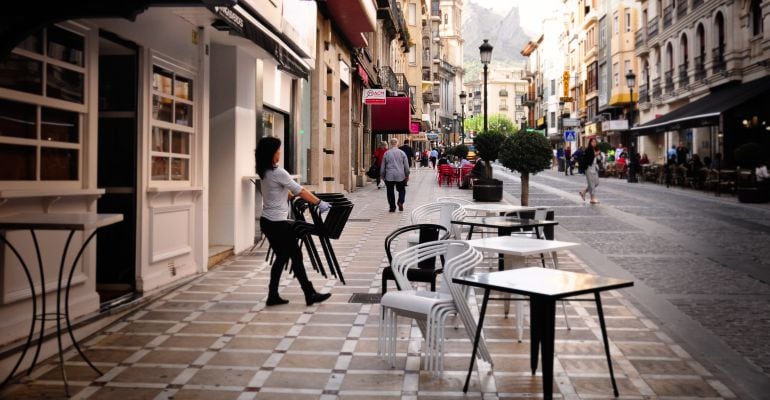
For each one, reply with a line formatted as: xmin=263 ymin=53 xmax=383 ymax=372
xmin=96 ymin=31 xmax=139 ymax=308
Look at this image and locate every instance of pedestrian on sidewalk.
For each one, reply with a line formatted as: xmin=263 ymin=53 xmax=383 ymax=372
xmin=399 ymin=140 xmax=414 ymax=168
xmin=579 ymin=138 xmax=601 ymax=204
xmin=565 ymin=145 xmax=573 ymax=175
xmin=373 ymin=141 xmax=387 ymax=189
xmin=256 ymin=137 xmax=332 ymax=307
xmin=380 ymin=137 xmax=410 ymax=212
xmin=429 ymin=148 xmax=438 ymax=169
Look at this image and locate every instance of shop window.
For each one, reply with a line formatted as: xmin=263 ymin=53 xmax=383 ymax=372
xmin=0 ymin=24 xmax=86 ymax=184
xmin=0 ymin=26 xmax=85 ymax=103
xmin=150 ymin=63 xmax=194 ymax=182
xmin=0 ymin=99 xmax=81 ymax=181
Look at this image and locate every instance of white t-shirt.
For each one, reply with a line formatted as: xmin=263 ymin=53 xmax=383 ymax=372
xmin=261 ymin=166 xmax=302 ymax=221
xmin=757 ymin=165 xmax=769 ymax=181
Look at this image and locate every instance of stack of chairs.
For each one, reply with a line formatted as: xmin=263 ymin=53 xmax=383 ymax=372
xmin=268 ymin=193 xmax=353 ymax=284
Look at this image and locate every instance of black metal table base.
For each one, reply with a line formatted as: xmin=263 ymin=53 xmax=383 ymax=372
xmin=462 ymin=290 xmax=620 ymax=399
xmin=0 ymin=229 xmax=103 ymax=395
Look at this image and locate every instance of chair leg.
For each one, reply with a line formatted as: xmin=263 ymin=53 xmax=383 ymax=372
xmin=306 ymin=236 xmax=327 ymax=278
xmin=323 ymin=237 xmax=346 ymax=284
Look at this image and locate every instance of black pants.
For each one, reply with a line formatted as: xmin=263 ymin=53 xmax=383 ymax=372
xmin=260 ymin=217 xmax=315 ymax=296
xmin=385 ymin=180 xmax=406 ymax=211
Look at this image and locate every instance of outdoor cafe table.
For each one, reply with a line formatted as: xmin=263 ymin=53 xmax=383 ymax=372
xmin=0 ymin=212 xmax=123 ymax=394
xmin=465 ymin=236 xmax=580 ymax=340
xmin=461 ymin=203 xmax=538 ymax=216
xmin=451 ymin=216 xmax=558 ymax=241
xmin=454 ymin=267 xmax=634 ymax=399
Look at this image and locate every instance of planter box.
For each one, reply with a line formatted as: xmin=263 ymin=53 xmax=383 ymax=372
xmin=472 ymin=179 xmax=503 ymax=202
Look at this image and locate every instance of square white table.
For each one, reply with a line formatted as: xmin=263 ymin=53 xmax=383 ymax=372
xmin=465 ymin=236 xmax=580 ymax=341
xmin=0 ymin=212 xmax=122 ymax=394
xmin=461 ymin=203 xmax=539 ymax=215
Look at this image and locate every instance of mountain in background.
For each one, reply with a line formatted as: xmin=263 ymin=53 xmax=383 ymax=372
xmin=462 ymin=2 xmax=530 ymax=82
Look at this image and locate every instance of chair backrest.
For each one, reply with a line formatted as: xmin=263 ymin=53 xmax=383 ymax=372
xmin=411 ymin=202 xmax=465 ymax=237
xmin=438 ymin=164 xmax=455 ymax=175
xmin=390 ymin=240 xmax=480 ymax=292
xmin=384 ymin=224 xmax=450 ymax=270
xmin=436 ymin=196 xmax=473 ymax=205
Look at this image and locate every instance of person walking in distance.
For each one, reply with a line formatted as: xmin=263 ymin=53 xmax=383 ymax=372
xmin=256 ymin=137 xmax=332 ymax=306
xmin=373 ymin=141 xmax=387 ymax=189
xmin=380 ymin=138 xmax=410 ymax=212
xmin=578 ymin=138 xmax=602 ymax=204
xmin=564 ymin=145 xmax=573 ymax=175
xmin=429 ymin=148 xmax=439 ymax=169
xmin=399 ymin=140 xmax=414 ymax=169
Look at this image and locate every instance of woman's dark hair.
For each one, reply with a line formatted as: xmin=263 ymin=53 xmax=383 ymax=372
xmin=256 ymin=137 xmax=282 ymax=179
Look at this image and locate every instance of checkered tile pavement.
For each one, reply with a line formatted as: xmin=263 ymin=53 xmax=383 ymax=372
xmin=2 ymin=168 xmax=737 ymax=399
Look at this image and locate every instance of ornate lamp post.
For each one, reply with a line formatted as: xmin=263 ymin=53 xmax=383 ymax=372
xmin=459 ymin=90 xmax=467 ymax=143
xmin=479 ymin=39 xmax=493 ymax=133
xmin=625 ymin=69 xmax=637 ymax=183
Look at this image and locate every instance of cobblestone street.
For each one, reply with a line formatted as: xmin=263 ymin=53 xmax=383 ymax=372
xmin=5 ymin=167 xmax=769 ymax=399
xmin=494 ymin=164 xmax=770 ymax=398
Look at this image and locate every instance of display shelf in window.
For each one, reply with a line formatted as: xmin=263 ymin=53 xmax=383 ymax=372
xmin=150 ymin=60 xmax=195 ymax=183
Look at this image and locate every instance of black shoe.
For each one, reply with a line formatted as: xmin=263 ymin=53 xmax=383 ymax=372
xmin=389 ymin=208 xmax=396 ymax=212
xmin=397 ymin=202 xmax=403 ymax=211
xmin=305 ymin=291 xmax=332 ymax=306
xmin=266 ymin=295 xmax=289 ymax=306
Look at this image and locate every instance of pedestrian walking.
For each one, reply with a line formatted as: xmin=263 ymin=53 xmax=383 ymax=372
xmin=255 ymin=137 xmax=332 ymax=306
xmin=676 ymin=141 xmax=689 ymax=165
xmin=564 ymin=146 xmax=573 ymax=175
xmin=380 ymin=138 xmax=410 ymax=212
xmin=429 ymin=148 xmax=438 ymax=169
xmin=399 ymin=141 xmax=414 ymax=168
xmin=373 ymin=141 xmax=387 ymax=189
xmin=578 ymin=138 xmax=602 ymax=204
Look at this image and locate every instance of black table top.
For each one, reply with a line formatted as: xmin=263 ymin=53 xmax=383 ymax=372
xmin=451 ymin=216 xmax=558 ymax=229
xmin=453 ymin=267 xmax=633 ymax=299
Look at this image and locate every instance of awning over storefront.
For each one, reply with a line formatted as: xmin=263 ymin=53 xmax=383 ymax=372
xmin=632 ymin=75 xmax=770 ymax=134
xmin=210 ymin=3 xmax=310 ymax=79
xmin=0 ymin=0 xmax=236 ymax=57
xmin=371 ymin=96 xmax=411 ymax=134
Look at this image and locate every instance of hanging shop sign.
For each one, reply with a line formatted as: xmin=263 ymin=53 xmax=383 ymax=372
xmin=363 ymin=88 xmax=386 ymax=105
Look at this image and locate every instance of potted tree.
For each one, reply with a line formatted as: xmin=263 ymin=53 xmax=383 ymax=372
xmin=472 ymin=130 xmax=507 ymax=201
xmin=498 ymin=130 xmax=553 ymax=206
xmin=453 ymin=144 xmax=469 ymax=160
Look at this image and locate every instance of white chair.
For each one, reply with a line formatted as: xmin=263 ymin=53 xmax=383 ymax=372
xmin=409 ymin=202 xmax=466 ymax=241
xmin=378 ymin=240 xmax=493 ymax=375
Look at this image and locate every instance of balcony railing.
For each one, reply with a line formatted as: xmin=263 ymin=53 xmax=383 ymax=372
xmin=379 ymin=65 xmax=398 ymax=92
xmin=677 ymin=1 xmax=687 ymax=18
xmin=712 ymin=45 xmax=726 ymax=73
xmin=638 ymin=83 xmax=650 ymax=103
xmin=499 ymin=89 xmax=508 ymax=97
xmin=678 ymin=63 xmax=689 ymax=87
xmin=422 ymin=90 xmax=433 ymax=104
xmin=499 ymin=105 xmax=508 ymax=112
xmin=663 ymin=6 xmax=673 ymax=29
xmin=693 ymin=0 xmax=704 ymax=10
xmin=422 ymin=67 xmax=431 ymax=81
xmin=652 ymin=77 xmax=662 ymax=99
xmin=694 ymin=55 xmax=706 ymax=81
xmin=648 ymin=16 xmax=659 ymax=39
xmin=395 ymin=73 xmax=409 ymax=95
xmin=664 ymin=70 xmax=674 ymax=92
xmin=635 ymin=30 xmax=645 ymax=48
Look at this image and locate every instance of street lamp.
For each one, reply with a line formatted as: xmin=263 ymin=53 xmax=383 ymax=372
xmin=558 ymin=100 xmax=565 ymax=172
xmin=479 ymin=39 xmax=493 ymax=134
xmin=625 ymin=69 xmax=637 ymax=183
xmin=459 ymin=90 xmax=467 ymax=143
xmin=521 ymin=116 xmax=527 ymax=131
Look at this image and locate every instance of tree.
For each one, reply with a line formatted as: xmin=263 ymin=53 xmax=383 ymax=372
xmin=499 ymin=130 xmax=553 ymax=206
xmin=473 ymin=131 xmax=507 ymax=180
xmin=463 ymin=113 xmax=514 ymax=136
xmin=453 ymin=144 xmax=469 ymax=160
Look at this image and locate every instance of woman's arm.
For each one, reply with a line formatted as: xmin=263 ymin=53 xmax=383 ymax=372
xmin=296 ymin=187 xmax=322 ymax=206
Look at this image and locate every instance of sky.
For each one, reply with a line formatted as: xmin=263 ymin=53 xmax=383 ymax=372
xmin=467 ymin=0 xmax=561 ymax=36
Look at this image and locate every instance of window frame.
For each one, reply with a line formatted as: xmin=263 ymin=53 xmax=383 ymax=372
xmin=0 ymin=22 xmax=88 ymax=188
xmin=149 ymin=55 xmax=196 ymax=185
xmin=408 ymin=3 xmax=417 ymax=26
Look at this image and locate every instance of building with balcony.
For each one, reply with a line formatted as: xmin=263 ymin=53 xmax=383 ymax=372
xmin=463 ymin=66 xmax=529 ymax=132
xmin=633 ymin=0 xmax=770 ymax=166
xmin=604 ymin=1 xmax=640 ymax=148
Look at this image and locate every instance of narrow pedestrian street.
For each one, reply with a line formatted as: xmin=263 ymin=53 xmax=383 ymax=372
xmin=3 ymin=167 xmax=767 ymax=399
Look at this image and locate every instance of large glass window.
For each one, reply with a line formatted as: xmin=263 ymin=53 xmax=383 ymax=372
xmin=0 ymin=25 xmax=85 ymax=183
xmin=150 ymin=63 xmax=194 ymax=182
